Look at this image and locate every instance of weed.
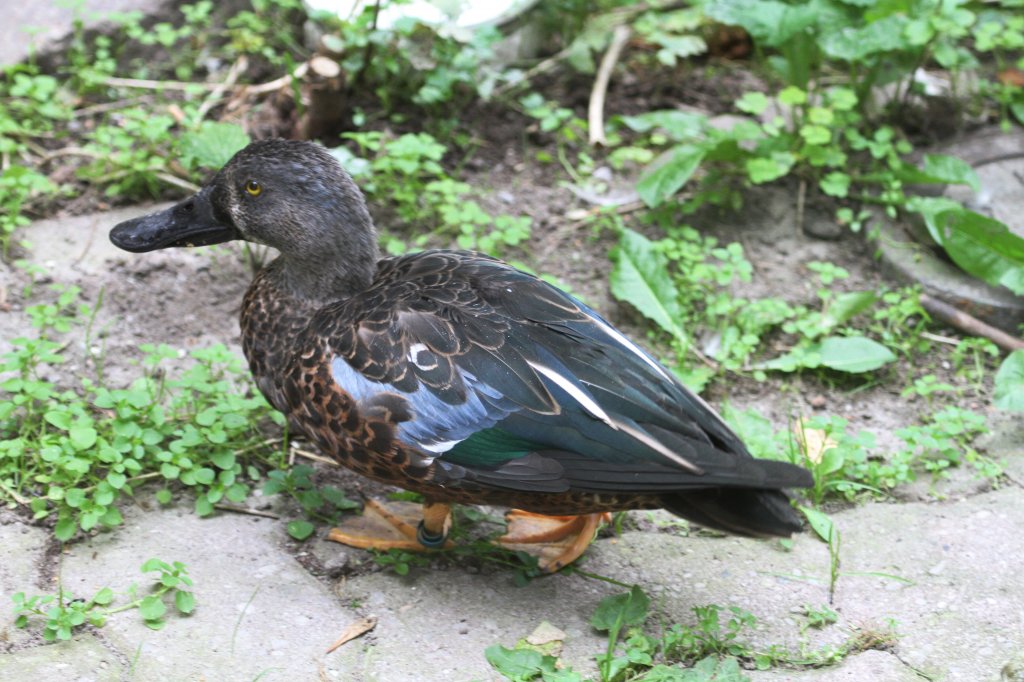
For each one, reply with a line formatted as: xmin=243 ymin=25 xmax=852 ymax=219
xmin=487 ymin=584 xmax=897 ymax=681
xmin=0 ymin=287 xmax=285 ymax=540
xmin=340 ymin=131 xmax=531 ymax=257
xmin=371 ymin=549 xmax=430 ymax=576
xmin=262 ymin=464 xmax=360 ymax=540
xmin=12 ymin=558 xmax=194 ymax=639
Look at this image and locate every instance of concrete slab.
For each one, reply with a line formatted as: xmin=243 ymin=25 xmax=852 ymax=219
xmin=1 ymin=0 xmax=172 ymax=68
xmin=59 ymin=505 xmax=358 ymax=681
xmin=0 ymin=518 xmax=51 ymax=652
xmin=0 ymin=632 xmax=121 ymax=681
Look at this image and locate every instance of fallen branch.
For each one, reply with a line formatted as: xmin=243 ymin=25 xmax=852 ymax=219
xmin=920 ymin=293 xmax=1024 ymax=352
xmin=588 ymin=25 xmax=632 ymax=146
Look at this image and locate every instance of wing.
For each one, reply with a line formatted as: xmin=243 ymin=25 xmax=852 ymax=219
xmin=318 ymin=250 xmax=809 ymax=495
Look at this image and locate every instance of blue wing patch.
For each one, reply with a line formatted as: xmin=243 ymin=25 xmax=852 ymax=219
xmin=330 ymin=356 xmax=514 ymax=454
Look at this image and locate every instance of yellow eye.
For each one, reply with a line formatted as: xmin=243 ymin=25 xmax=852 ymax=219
xmin=245 ymin=180 xmax=262 ymax=196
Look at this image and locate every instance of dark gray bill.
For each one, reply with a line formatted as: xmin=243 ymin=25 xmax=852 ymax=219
xmin=109 ymin=188 xmax=240 ymax=253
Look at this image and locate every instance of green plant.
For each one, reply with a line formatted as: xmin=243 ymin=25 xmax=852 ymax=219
xmin=614 ymin=0 xmax=1024 ymax=294
xmin=609 ymin=222 xmax=901 ymax=388
xmin=12 ymin=558 xmax=195 ymax=639
xmin=371 ymin=549 xmax=431 ymax=576
xmin=341 ymin=131 xmax=531 ymax=257
xmin=487 ymin=584 xmax=896 ymax=681
xmin=994 ymin=349 xmax=1024 ymax=412
xmin=262 ymin=464 xmax=360 ymax=540
xmin=0 ymin=287 xmax=285 ymax=540
xmin=317 ymin=1 xmax=505 ymax=115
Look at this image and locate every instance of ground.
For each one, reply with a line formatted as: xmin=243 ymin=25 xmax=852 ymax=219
xmin=2 ymin=3 xmax=1024 ymax=682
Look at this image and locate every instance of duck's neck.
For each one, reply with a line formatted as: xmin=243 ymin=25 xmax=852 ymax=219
xmin=276 ymin=248 xmax=379 ymax=305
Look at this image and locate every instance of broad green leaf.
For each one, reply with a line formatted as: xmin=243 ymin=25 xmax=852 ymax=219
xmin=64 ymin=488 xmax=86 ymax=508
xmin=799 ymin=506 xmax=837 ymax=543
xmin=994 ymin=350 xmax=1024 ymax=412
xmin=936 ymin=210 xmax=1024 ymax=295
xmin=92 ymin=587 xmax=114 ymax=606
xmin=819 ymin=15 xmax=908 ymax=61
xmin=893 ymin=155 xmax=979 ymax=191
xmin=610 ymin=228 xmax=687 ymax=344
xmin=637 ymin=144 xmax=706 ymax=207
xmin=210 ymin=451 xmax=235 ymax=470
xmin=174 ymin=590 xmax=196 ymax=614
xmin=921 ymin=154 xmax=980 ymax=191
xmin=590 ymin=585 xmax=650 ymax=632
xmin=141 ymin=558 xmax=170 ymax=573
xmin=69 ymin=427 xmax=98 ymax=451
xmin=193 ymin=467 xmax=216 ymax=485
xmin=54 ymin=518 xmax=76 ymax=541
xmin=819 ymin=172 xmax=850 ymax=197
xmin=485 ymin=644 xmax=557 ymax=682
xmin=799 ymin=124 xmax=831 ymax=145
xmin=619 ymin=110 xmax=706 ymax=139
xmin=746 ymin=152 xmax=795 ymax=184
xmin=44 ymin=411 xmax=72 ymax=430
xmin=107 ymin=472 xmax=127 ymax=489
xmin=818 ymin=336 xmax=896 ymax=373
xmin=821 ymin=291 xmax=877 ymax=332
xmin=706 ymin=0 xmax=817 ymax=46
xmin=287 ymin=520 xmax=315 ymax=541
xmin=139 ymin=595 xmax=167 ymax=621
xmin=904 ymin=195 xmax=963 ymax=245
xmin=178 ymin=122 xmax=250 ymax=171
xmin=735 ymin=92 xmax=768 ymax=115
xmin=778 ymin=86 xmax=807 ymax=106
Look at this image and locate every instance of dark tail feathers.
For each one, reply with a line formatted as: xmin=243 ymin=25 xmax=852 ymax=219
xmin=661 ymin=488 xmax=804 ymax=538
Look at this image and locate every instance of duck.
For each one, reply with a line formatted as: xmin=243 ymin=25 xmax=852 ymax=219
xmin=109 ymin=139 xmax=813 ymax=571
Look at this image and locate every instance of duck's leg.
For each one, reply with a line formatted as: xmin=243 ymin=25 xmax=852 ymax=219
xmin=327 ymin=500 xmax=454 ymax=551
xmin=497 ymin=510 xmax=612 ymax=572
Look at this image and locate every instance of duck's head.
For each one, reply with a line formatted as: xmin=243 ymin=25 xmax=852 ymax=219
xmin=110 ymin=139 xmax=379 ymax=298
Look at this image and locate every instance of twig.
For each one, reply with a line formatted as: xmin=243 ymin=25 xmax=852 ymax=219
xmin=73 ymin=95 xmax=156 ymax=118
xmin=38 ymin=146 xmax=101 ymax=164
xmin=291 ymin=446 xmax=340 ymax=467
xmin=156 ymin=172 xmax=200 ymax=193
xmin=920 ymin=331 xmax=962 ymax=347
xmin=0 ymin=480 xmax=30 ymax=506
xmin=196 ymin=56 xmax=248 ymax=120
xmin=102 ymin=76 xmax=225 ymax=91
xmin=213 ymin=503 xmax=280 ymax=519
xmin=795 ymin=179 xmax=807 ymax=235
xmin=588 ymin=24 xmax=632 ymax=146
xmin=920 ymin=293 xmax=1024 ymax=352
xmin=492 ymin=47 xmax=573 ymax=98
xmin=242 ymin=62 xmax=309 ymax=96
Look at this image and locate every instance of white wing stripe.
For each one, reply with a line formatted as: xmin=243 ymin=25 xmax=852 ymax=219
xmin=593 ymin=317 xmax=672 ymax=381
xmin=528 ymin=361 xmax=614 ymax=427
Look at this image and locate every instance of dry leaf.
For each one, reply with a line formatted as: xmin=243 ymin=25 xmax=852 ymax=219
xmin=325 ymin=616 xmax=377 ymax=654
xmin=526 ymin=621 xmax=567 ymax=647
xmin=793 ymin=417 xmax=837 ymax=464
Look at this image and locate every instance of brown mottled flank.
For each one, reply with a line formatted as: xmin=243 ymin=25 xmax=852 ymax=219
xmin=241 ymin=253 xmax=665 ymax=514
